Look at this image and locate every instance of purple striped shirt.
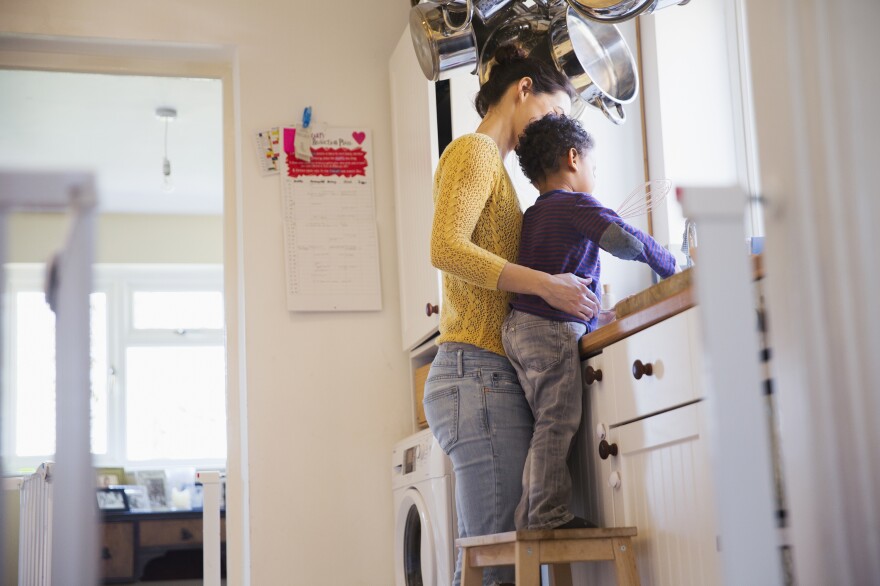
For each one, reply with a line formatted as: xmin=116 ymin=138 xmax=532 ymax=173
xmin=511 ymin=189 xmax=677 ymax=330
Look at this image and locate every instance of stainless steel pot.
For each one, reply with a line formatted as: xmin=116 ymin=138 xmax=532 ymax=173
xmin=549 ymin=6 xmax=638 ymax=125
xmin=565 ymin=0 xmax=689 ymax=23
xmin=409 ymin=1 xmax=479 ymax=81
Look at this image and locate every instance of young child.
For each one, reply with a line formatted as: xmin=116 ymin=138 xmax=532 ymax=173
xmin=502 ymin=113 xmax=677 ymax=530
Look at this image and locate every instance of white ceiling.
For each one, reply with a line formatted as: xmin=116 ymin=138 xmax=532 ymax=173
xmin=0 ymin=69 xmax=223 ymax=215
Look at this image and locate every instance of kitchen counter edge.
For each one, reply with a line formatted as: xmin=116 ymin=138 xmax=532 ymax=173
xmin=579 ymin=255 xmax=764 ymax=359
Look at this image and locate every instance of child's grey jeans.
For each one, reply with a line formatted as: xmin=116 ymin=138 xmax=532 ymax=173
xmin=501 ymin=308 xmax=588 ymax=530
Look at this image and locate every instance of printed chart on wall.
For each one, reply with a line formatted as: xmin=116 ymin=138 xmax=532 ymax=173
xmin=280 ymin=126 xmax=382 ymax=311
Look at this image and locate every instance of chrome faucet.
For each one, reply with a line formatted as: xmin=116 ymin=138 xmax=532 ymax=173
xmin=681 ymin=219 xmax=698 ymax=267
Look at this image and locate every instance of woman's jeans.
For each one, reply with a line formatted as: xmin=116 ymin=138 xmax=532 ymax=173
xmin=423 ymin=342 xmax=533 ymax=586
xmin=501 ymin=309 xmax=587 ymax=530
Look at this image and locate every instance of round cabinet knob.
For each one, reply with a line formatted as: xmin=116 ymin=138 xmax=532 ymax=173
xmin=595 ymin=423 xmax=607 ymax=441
xmin=584 ymin=365 xmax=603 ymax=385
xmin=425 ymin=303 xmax=439 ymax=317
xmin=632 ymin=359 xmax=654 ymax=380
xmin=598 ymin=439 xmax=619 ymax=460
xmin=608 ymin=471 xmax=622 ymax=490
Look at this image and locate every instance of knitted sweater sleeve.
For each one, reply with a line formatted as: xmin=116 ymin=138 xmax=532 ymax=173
xmin=430 ymin=135 xmax=509 ymax=290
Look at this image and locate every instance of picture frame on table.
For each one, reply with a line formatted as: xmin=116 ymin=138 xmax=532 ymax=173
xmin=96 ymin=487 xmax=129 ymax=511
xmin=114 ymin=485 xmax=150 ymax=512
xmin=134 ymin=470 xmax=169 ymax=510
xmin=96 ymin=466 xmax=127 ymax=488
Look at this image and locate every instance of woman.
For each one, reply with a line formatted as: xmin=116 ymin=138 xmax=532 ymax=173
xmin=423 ymin=45 xmax=599 ymax=586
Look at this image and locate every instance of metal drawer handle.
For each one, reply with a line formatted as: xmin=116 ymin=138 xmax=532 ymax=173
xmin=102 ymin=546 xmax=112 ymax=560
xmin=598 ymin=439 xmax=618 ymax=460
xmin=181 ymin=527 xmax=194 ymax=541
xmin=584 ymin=366 xmax=603 ymax=385
xmin=632 ymin=359 xmax=654 ymax=380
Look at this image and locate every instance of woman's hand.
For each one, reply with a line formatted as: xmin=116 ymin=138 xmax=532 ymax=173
xmin=541 ymin=273 xmax=600 ymax=321
xmin=497 ymin=264 xmax=599 ymax=320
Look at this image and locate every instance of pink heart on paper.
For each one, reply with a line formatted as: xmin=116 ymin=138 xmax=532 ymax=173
xmin=352 ymin=131 xmax=366 ymax=145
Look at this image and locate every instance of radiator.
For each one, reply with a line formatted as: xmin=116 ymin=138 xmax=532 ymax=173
xmin=18 ymin=462 xmax=54 ymax=586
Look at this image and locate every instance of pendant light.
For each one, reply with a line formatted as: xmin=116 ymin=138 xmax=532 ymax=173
xmin=156 ymin=107 xmax=177 ymax=193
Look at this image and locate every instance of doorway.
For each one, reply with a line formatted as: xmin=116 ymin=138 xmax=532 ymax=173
xmin=0 ymin=40 xmax=243 ymax=585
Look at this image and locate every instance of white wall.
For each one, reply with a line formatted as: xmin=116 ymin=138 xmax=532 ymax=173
xmin=0 ymin=2 xmax=413 ymax=585
xmin=9 ymin=213 xmax=223 ymax=264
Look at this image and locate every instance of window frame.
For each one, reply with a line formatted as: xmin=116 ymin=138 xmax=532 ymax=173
xmin=2 ymin=263 xmax=226 ymax=474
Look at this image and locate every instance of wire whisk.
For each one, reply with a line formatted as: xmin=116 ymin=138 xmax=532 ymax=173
xmin=615 ymin=179 xmax=672 ymax=219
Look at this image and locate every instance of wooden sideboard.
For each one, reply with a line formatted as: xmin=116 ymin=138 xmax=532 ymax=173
xmin=100 ymin=510 xmax=225 ymax=583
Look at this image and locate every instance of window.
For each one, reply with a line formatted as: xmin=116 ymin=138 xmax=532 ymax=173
xmin=2 ymin=264 xmax=226 ymax=474
xmin=641 ymin=0 xmax=763 ymax=262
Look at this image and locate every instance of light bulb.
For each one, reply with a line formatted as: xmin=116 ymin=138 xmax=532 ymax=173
xmin=162 ymin=157 xmax=175 ymax=193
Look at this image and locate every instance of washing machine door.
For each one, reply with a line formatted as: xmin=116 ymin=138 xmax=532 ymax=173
xmin=394 ymin=487 xmax=437 ymax=586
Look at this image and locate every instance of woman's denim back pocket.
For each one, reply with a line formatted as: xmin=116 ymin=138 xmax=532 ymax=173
xmin=423 ymin=381 xmax=460 ymax=452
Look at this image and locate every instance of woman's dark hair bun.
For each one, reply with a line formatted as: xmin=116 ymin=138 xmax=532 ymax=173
xmin=492 ymin=44 xmax=528 ymax=66
xmin=474 ymin=43 xmax=574 ymax=118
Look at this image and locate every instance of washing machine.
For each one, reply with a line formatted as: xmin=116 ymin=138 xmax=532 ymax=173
xmin=392 ymin=429 xmax=456 ymax=586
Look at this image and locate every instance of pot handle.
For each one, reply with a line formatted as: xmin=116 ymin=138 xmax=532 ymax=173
xmin=594 ymin=96 xmax=626 ymax=125
xmin=443 ymin=0 xmax=473 ymax=33
xmin=565 ymin=0 xmax=654 ymax=24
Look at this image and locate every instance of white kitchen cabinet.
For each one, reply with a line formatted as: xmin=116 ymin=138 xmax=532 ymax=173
xmin=568 ymin=353 xmax=622 ymax=586
xmin=570 ymin=354 xmax=616 ymax=526
xmin=389 ymin=28 xmax=441 ymax=351
xmin=575 ymin=308 xmax=721 ymax=585
xmin=604 ymin=401 xmax=721 ymax=586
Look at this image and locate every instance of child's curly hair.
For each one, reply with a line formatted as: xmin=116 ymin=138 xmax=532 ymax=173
xmin=515 ymin=113 xmax=595 ymax=185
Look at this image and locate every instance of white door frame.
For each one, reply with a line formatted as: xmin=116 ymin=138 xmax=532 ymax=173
xmin=0 ymin=35 xmax=251 ymax=584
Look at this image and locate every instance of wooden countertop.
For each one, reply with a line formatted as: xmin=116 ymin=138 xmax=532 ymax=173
xmin=579 ymin=286 xmax=696 ymax=358
xmin=579 ymin=255 xmax=764 ymax=359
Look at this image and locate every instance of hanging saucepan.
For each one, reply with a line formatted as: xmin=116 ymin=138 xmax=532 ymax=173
xmin=409 ymin=0 xmax=479 ymax=81
xmin=549 ymin=6 xmax=638 ymax=125
xmin=564 ymin=0 xmax=690 ymax=24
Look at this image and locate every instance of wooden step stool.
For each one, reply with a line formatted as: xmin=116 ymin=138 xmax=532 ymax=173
xmin=457 ymin=527 xmax=640 ymax=586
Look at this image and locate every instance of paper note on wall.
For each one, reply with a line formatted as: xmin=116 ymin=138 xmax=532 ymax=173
xmin=280 ymin=125 xmax=382 ymax=311
xmin=254 ymin=127 xmax=282 ymax=175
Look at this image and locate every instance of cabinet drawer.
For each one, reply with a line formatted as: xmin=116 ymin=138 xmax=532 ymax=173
xmin=608 ymin=308 xmax=700 ymax=423
xmin=139 ymin=518 xmax=203 ymax=547
xmin=100 ymin=522 xmax=135 ymax=580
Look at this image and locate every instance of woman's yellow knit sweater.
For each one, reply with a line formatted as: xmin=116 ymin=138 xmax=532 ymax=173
xmin=431 ymin=133 xmax=522 ymax=356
